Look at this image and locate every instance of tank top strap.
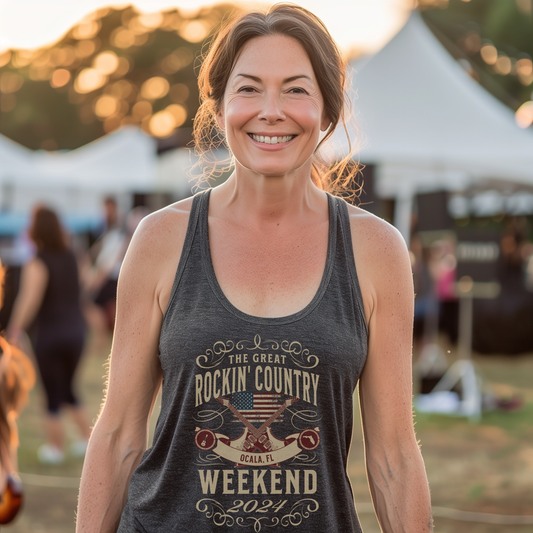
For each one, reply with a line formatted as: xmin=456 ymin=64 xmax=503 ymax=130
xmin=163 ymin=191 xmax=206 ymax=321
xmin=332 ymin=195 xmax=368 ymax=338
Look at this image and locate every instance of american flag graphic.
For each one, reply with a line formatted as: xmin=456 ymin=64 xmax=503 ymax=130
xmin=231 ymin=392 xmax=284 ymax=423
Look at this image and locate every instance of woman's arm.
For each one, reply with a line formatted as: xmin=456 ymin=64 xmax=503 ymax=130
xmin=351 ymin=212 xmax=433 ymax=532
xmin=76 ymin=202 xmax=191 ymax=533
xmin=7 ymin=258 xmax=48 ymax=340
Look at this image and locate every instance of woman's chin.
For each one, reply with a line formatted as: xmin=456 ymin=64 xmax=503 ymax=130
xmin=236 ymin=158 xmax=310 ymax=180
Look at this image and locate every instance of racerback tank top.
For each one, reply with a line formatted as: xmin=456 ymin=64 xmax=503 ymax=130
xmin=118 ymin=190 xmax=368 ymax=532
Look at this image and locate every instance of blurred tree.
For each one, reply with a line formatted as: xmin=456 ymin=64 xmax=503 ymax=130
xmin=418 ymin=0 xmax=533 ymax=114
xmin=0 ymin=4 xmax=240 ymax=150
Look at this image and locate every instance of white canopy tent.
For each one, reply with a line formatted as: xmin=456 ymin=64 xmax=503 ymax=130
xmin=156 ymin=147 xmax=231 ymax=197
xmin=331 ymin=10 xmax=533 ymax=240
xmin=32 ymin=126 xmax=157 ymax=191
xmin=0 ymin=134 xmax=35 ymax=182
xmin=0 ymin=126 xmax=158 ymax=235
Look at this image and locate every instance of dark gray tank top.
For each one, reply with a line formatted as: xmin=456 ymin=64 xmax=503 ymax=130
xmin=118 ymin=190 xmax=368 ymax=532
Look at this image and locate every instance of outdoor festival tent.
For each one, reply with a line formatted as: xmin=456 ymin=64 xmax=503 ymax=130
xmin=0 ymin=126 xmax=157 ymax=234
xmin=32 ymin=125 xmax=157 ymax=191
xmin=0 ymin=133 xmax=35 ymax=182
xmin=331 ymin=9 xmax=533 ymax=240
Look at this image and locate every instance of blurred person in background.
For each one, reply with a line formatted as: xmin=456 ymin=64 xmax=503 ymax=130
xmin=83 ymin=197 xmax=125 ymax=348
xmin=0 ymin=263 xmax=36 ymax=525
xmin=7 ymin=206 xmax=91 ymax=464
xmin=82 ymin=204 xmax=149 ymax=348
xmin=0 ymin=337 xmax=35 ymax=524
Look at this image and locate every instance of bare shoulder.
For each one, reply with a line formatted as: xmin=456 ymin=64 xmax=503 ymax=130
xmin=345 ymin=203 xmax=408 ymax=264
xmin=344 ymin=203 xmax=413 ymax=320
xmin=128 ymin=196 xmax=194 ymax=256
xmin=23 ymin=256 xmax=48 ymax=279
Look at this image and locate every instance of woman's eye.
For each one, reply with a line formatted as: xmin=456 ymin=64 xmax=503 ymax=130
xmin=288 ymin=87 xmax=308 ymax=94
xmin=238 ymin=86 xmax=257 ymax=93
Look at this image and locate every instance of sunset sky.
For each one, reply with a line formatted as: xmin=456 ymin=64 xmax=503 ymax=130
xmin=0 ymin=0 xmax=413 ymax=55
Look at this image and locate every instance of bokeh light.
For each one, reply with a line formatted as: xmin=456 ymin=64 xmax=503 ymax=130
xmin=93 ymin=51 xmax=119 ymax=75
xmin=149 ymin=109 xmax=176 ymax=137
xmin=463 ymin=32 xmax=481 ymax=54
xmin=114 ymin=56 xmax=131 ymax=76
xmin=110 ymin=27 xmax=135 ymax=49
xmin=132 ymin=100 xmax=152 ymax=121
xmin=50 ymin=68 xmax=71 ymax=88
xmin=166 ymin=104 xmax=187 ymax=127
xmin=0 ymin=50 xmax=11 ymax=68
xmin=515 ymin=101 xmax=533 ymax=128
xmin=94 ymin=94 xmax=119 ymax=118
xmin=180 ymin=20 xmax=209 ymax=43
xmin=0 ymin=71 xmax=24 ymax=93
xmin=136 ymin=12 xmax=164 ymax=30
xmin=108 ymin=79 xmax=134 ymax=99
xmin=72 ymin=20 xmax=101 ymax=40
xmin=51 ymin=46 xmax=76 ymax=67
xmin=517 ymin=58 xmax=533 ymax=86
xmin=141 ymin=76 xmax=169 ymax=100
xmin=76 ymin=39 xmax=97 ymax=58
xmin=495 ymin=55 xmax=512 ymax=75
xmin=74 ymin=68 xmax=106 ymax=93
xmin=480 ymin=44 xmax=498 ymax=65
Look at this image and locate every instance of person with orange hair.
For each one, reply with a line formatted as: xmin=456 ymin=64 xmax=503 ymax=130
xmin=0 ymin=267 xmax=35 ymax=525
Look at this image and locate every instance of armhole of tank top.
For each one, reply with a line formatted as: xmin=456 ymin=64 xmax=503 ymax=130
xmin=336 ymin=197 xmax=369 ymax=340
xmin=161 ymin=191 xmax=204 ymax=326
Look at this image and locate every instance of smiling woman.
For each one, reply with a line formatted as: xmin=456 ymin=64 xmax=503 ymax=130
xmin=76 ymin=4 xmax=433 ymax=533
xmin=194 ymin=5 xmax=357 ymax=194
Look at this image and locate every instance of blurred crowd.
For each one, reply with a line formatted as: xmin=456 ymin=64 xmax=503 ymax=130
xmin=0 ymin=198 xmax=149 ymax=470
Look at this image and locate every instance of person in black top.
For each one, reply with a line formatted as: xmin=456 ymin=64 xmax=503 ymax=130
xmin=7 ymin=206 xmax=91 ymax=464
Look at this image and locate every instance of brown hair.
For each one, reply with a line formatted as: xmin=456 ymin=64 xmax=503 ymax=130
xmin=0 ymin=266 xmax=35 ymax=473
xmin=28 ymin=205 xmax=68 ymax=252
xmin=193 ymin=3 xmax=361 ymax=198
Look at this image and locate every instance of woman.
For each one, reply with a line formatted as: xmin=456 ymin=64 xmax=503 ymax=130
xmin=77 ymin=4 xmax=433 ymax=532
xmin=7 ymin=206 xmax=91 ymax=464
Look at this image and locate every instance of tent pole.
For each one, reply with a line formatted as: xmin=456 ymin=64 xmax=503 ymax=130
xmin=394 ymin=186 xmax=414 ymax=247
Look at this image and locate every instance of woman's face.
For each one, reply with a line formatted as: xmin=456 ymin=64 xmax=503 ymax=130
xmin=217 ymin=34 xmax=330 ymax=179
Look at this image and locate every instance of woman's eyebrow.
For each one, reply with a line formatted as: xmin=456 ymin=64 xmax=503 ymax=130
xmin=235 ymin=73 xmax=313 ymax=83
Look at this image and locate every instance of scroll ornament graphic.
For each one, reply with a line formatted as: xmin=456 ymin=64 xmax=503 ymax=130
xmin=196 ymin=336 xmax=320 ymax=370
xmin=196 ymin=498 xmax=320 ymax=532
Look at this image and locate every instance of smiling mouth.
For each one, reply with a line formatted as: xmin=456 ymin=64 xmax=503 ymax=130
xmin=248 ymin=134 xmax=295 ymax=144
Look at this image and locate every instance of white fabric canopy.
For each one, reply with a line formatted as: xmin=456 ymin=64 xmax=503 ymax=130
xmin=332 ymin=10 xmax=533 ymax=186
xmin=32 ymin=126 xmax=157 ymax=191
xmin=0 ymin=133 xmax=35 ymax=181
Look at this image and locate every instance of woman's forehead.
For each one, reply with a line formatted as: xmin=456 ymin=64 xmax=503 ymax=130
xmin=230 ymin=34 xmax=315 ymax=81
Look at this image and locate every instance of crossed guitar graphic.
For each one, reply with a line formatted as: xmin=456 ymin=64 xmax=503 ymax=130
xmin=194 ymin=395 xmax=321 ymax=458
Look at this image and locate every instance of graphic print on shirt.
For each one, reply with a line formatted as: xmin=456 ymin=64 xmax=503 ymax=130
xmin=193 ymin=335 xmax=322 ymax=530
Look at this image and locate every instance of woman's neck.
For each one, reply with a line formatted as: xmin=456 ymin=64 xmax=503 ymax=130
xmin=212 ymin=161 xmax=326 ymax=227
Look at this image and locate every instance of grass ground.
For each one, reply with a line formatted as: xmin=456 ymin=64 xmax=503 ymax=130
xmin=4 ymin=335 xmax=533 ymax=532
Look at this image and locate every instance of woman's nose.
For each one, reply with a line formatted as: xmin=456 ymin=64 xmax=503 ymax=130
xmin=257 ymin=92 xmax=286 ymax=123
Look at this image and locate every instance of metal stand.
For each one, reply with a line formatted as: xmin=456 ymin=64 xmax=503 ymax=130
xmin=428 ymin=279 xmax=500 ymax=422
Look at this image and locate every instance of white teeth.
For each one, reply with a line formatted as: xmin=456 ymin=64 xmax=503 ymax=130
xmin=251 ymin=134 xmax=294 ymax=144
